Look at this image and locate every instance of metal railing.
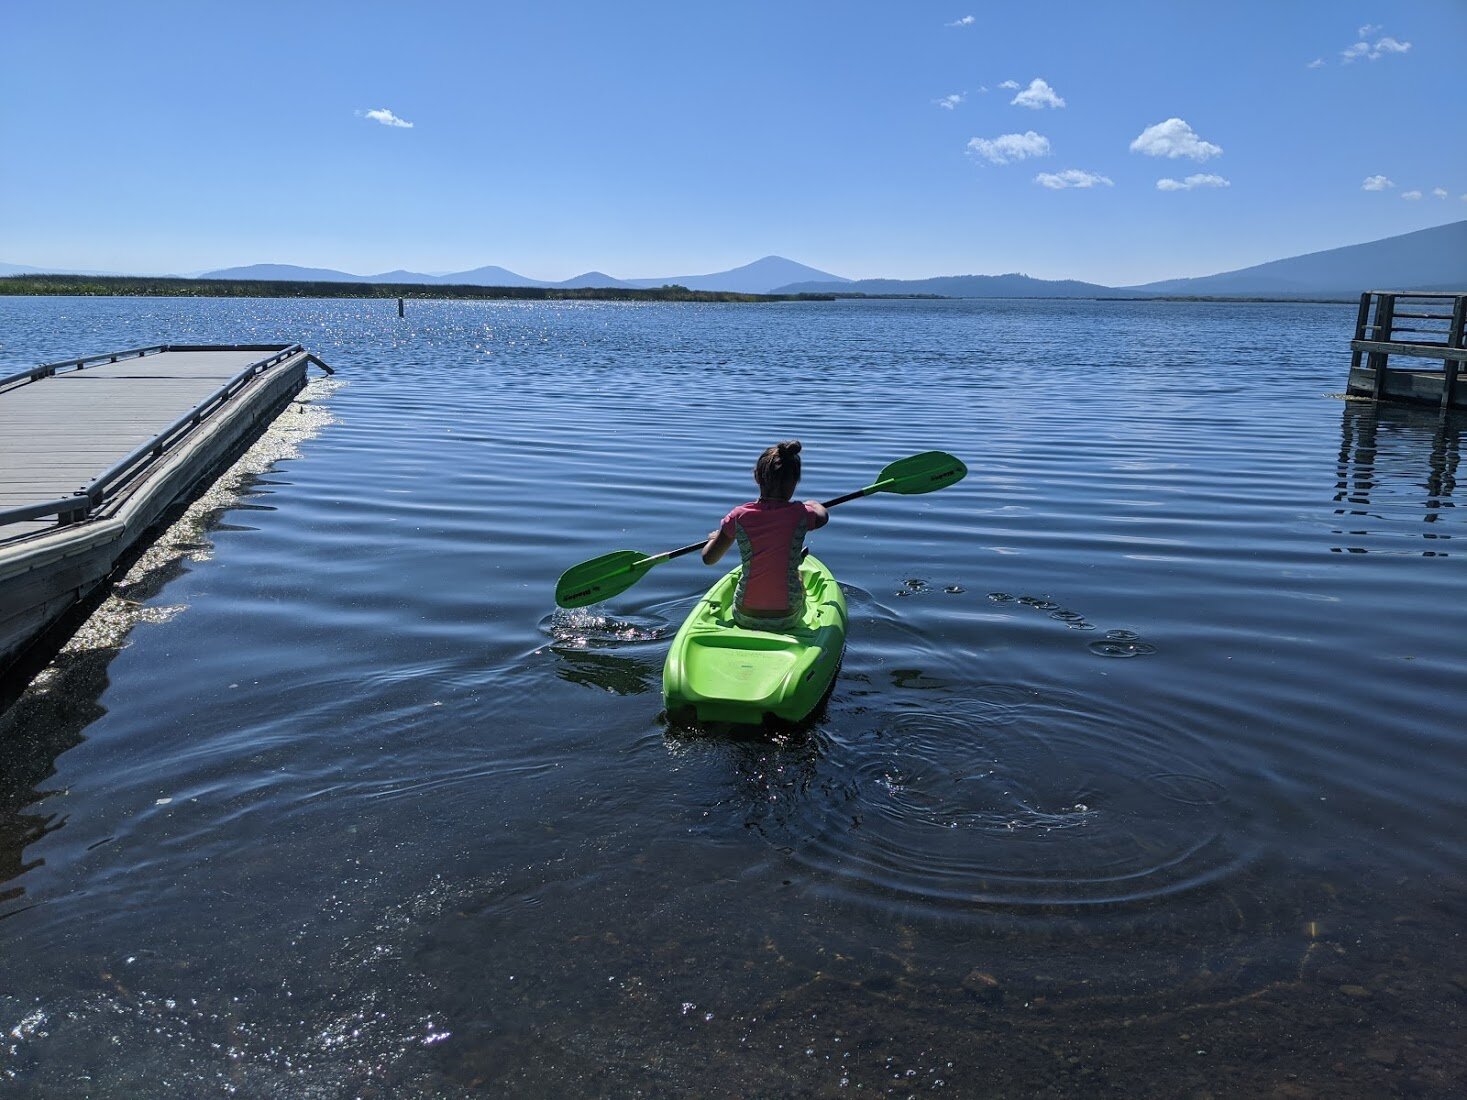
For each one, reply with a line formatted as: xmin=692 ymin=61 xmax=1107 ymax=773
xmin=0 ymin=344 xmax=167 ymax=394
xmin=1 ymin=343 xmax=324 ymax=532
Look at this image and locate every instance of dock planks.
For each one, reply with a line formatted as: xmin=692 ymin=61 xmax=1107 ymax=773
xmin=1 ymin=350 xmax=277 ymax=540
xmin=1 ymin=344 xmax=327 ymax=680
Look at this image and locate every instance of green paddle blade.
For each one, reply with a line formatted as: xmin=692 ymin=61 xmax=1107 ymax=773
xmin=870 ymin=450 xmax=967 ymax=495
xmin=555 ymin=550 xmax=657 ymax=608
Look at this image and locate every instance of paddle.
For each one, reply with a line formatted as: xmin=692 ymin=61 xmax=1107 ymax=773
xmin=555 ymin=450 xmax=967 ymax=609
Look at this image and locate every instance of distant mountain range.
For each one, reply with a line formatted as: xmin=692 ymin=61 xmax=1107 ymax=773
xmin=4 ymin=221 xmax=1462 ymax=298
xmin=195 ymin=255 xmax=848 ymax=295
xmin=771 ymin=273 xmax=1115 ymax=297
xmin=1116 ymin=221 xmax=1466 ymax=297
xmin=772 ymin=221 xmax=1466 ymax=298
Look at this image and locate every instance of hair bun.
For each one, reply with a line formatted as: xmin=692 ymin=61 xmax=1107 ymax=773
xmin=777 ymin=439 xmax=802 ymax=458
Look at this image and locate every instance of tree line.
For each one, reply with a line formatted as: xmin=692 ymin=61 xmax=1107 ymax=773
xmin=0 ymin=274 xmax=834 ymax=304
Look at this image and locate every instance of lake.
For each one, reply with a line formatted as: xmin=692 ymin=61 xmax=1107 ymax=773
xmin=1 ymin=295 xmax=1463 ymax=1096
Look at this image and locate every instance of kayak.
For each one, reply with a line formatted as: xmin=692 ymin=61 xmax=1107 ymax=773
xmin=663 ymin=553 xmax=848 ymax=726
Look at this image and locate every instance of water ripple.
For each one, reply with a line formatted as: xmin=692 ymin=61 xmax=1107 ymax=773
xmin=745 ymin=689 xmax=1253 ymax=914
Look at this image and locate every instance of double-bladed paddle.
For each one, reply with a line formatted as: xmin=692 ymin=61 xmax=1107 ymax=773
xmin=554 ymin=450 xmax=966 ymax=609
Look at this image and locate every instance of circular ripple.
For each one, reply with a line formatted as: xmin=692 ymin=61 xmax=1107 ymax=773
xmin=1087 ymin=629 xmax=1158 ymax=658
xmin=1149 ymin=772 xmax=1228 ymax=806
xmin=749 ymin=693 xmax=1249 ymax=913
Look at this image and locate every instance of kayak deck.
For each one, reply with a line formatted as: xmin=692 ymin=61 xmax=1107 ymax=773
xmin=663 ymin=554 xmax=848 ymax=726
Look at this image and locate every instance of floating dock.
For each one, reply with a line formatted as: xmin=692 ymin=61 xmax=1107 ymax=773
xmin=0 ymin=344 xmax=331 ymax=679
xmin=1347 ymin=291 xmax=1467 ymax=410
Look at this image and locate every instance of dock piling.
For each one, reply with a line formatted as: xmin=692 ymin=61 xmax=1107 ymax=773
xmin=1443 ymin=296 xmax=1466 ymax=413
xmin=1347 ymin=290 xmax=1467 ymax=410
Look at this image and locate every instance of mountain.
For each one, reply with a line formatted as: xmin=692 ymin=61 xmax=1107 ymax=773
xmin=1121 ymin=221 xmax=1467 ymax=297
xmin=555 ymin=271 xmax=637 ymax=289
xmin=199 ymin=262 xmax=544 ymax=285
xmin=29 ymin=224 xmax=1465 ymax=298
xmin=771 ymin=222 xmax=1466 ymax=299
xmin=201 ymin=263 xmax=371 ymax=282
xmin=367 ymin=268 xmax=446 ymax=285
xmin=773 ymin=273 xmax=1115 ymax=297
xmin=0 ymin=261 xmax=156 ymax=277
xmin=440 ymin=265 xmax=542 ymax=287
xmin=195 ymin=256 xmax=843 ymax=293
xmin=628 ymin=256 xmax=849 ymax=294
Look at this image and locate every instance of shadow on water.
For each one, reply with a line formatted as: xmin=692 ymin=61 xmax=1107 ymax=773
xmin=0 ymin=478 xmax=275 ymax=919
xmin=0 ymin=384 xmax=339 ymax=919
xmin=0 ymin=656 xmax=105 ymax=916
xmin=1334 ymin=402 xmax=1460 ymax=555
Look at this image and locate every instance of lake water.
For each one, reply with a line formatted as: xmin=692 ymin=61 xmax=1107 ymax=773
xmin=1 ymin=295 xmax=1463 ymax=1096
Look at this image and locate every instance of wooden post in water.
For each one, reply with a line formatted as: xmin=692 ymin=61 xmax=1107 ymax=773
xmin=1350 ymin=292 xmax=1371 ymax=371
xmin=1368 ymin=293 xmax=1396 ymax=401
xmin=397 ymin=297 xmax=405 ymax=318
xmin=1443 ymin=296 xmax=1467 ymax=413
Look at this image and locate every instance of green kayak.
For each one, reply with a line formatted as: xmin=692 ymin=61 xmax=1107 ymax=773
xmin=663 ymin=553 xmax=848 ymax=726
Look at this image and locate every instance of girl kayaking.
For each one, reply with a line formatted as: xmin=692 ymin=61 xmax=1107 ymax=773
xmin=701 ymin=440 xmax=830 ymax=631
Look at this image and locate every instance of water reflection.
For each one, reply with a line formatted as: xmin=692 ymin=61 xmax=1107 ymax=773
xmin=0 ymin=656 xmax=102 ymax=914
xmin=551 ymin=648 xmax=659 ymax=696
xmin=1333 ymin=403 xmax=1460 ymax=555
xmin=0 ymin=385 xmax=338 ymax=917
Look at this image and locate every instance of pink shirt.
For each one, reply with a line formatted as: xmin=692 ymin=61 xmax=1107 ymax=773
xmin=720 ymin=500 xmax=821 ymax=613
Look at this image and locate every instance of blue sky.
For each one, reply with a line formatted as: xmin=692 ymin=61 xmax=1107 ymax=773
xmin=3 ymin=1 xmax=1464 ymax=285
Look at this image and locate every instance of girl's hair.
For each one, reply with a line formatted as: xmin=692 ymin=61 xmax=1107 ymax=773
xmin=755 ymin=440 xmax=802 ymax=499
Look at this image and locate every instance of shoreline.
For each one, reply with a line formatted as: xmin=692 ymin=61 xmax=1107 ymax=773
xmin=0 ymin=275 xmax=1362 ymax=306
xmin=0 ymin=274 xmax=835 ymax=304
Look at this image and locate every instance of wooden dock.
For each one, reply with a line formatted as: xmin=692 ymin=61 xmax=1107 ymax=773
xmin=0 ymin=344 xmax=331 ymax=679
xmin=1347 ymin=291 xmax=1467 ymax=410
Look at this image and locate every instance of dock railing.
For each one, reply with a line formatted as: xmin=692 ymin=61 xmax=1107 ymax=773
xmin=0 ymin=343 xmax=331 ymax=532
xmin=1350 ymin=291 xmax=1467 ymax=410
xmin=0 ymin=344 xmax=169 ymax=394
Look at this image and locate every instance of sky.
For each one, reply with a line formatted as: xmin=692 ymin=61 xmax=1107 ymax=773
xmin=3 ymin=1 xmax=1465 ymax=286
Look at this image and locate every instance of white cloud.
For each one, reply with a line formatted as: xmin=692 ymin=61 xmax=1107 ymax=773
xmin=998 ymin=80 xmax=1020 ymax=90
xmin=935 ymin=93 xmax=965 ymax=110
xmin=1362 ymin=175 xmax=1394 ymax=191
xmin=1434 ymin=188 xmax=1449 ymax=199
xmin=1358 ymin=23 xmax=1381 ymax=38
xmin=1011 ymin=78 xmax=1065 ymax=110
xmin=1341 ymin=33 xmax=1411 ymax=62
xmin=967 ymin=131 xmax=1051 ymax=165
xmin=1129 ymin=118 xmax=1222 ymax=161
xmin=1401 ymin=190 xmax=1423 ymax=200
xmin=1156 ymin=173 xmax=1231 ymax=191
xmin=1035 ymin=169 xmax=1113 ymax=190
xmin=947 ymin=15 xmax=975 ymax=26
xmin=1307 ymin=58 xmax=1325 ymax=69
xmin=359 ymin=107 xmax=414 ymax=129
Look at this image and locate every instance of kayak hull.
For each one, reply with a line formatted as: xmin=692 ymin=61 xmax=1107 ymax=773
xmin=663 ymin=554 xmax=848 ymax=726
